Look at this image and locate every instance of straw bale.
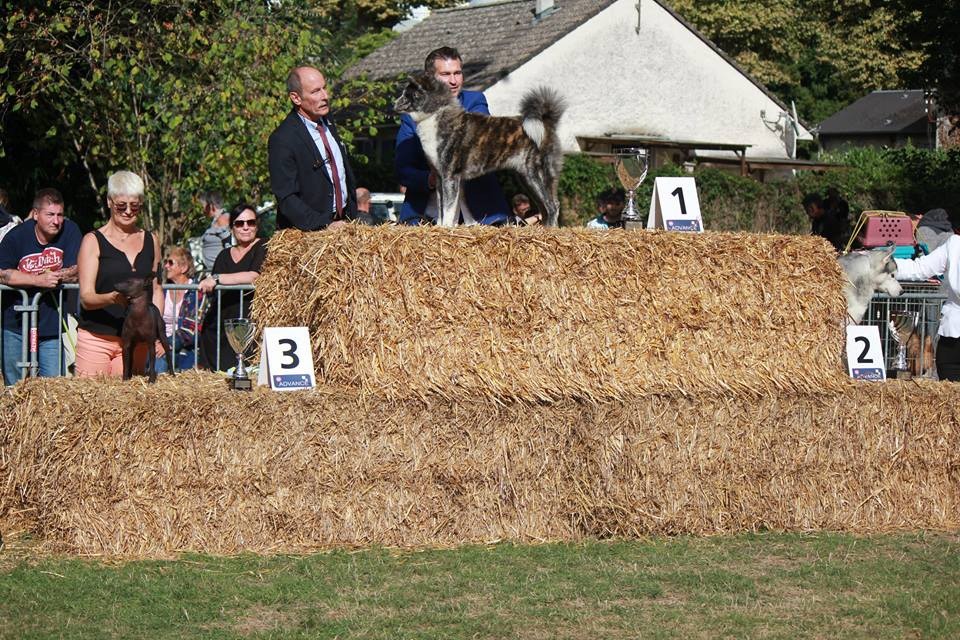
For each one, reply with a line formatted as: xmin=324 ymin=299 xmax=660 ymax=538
xmin=2 ymin=375 xmax=957 ymax=557
xmin=251 ymin=226 xmax=849 ymax=402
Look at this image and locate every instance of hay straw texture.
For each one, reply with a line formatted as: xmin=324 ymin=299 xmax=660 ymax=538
xmin=253 ymin=227 xmax=849 ymax=401
xmin=2 ymin=374 xmax=957 ymax=557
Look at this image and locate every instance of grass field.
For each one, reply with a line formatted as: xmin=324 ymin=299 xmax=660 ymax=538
xmin=2 ymin=532 xmax=958 ymax=639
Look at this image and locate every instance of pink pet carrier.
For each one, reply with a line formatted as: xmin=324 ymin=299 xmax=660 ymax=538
xmin=856 ymin=211 xmax=915 ymax=248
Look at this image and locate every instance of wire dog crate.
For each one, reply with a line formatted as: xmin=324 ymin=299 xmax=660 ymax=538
xmin=862 ymin=282 xmax=945 ymax=376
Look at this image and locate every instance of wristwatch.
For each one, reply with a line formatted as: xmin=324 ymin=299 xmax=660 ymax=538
xmin=213 ymin=274 xmax=221 ymax=285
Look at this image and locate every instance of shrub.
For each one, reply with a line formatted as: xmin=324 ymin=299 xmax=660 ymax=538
xmin=557 ymin=154 xmax=616 ymax=225
xmin=460 ymin=147 xmax=959 ymax=231
xmin=564 ymin=147 xmax=958 ymax=232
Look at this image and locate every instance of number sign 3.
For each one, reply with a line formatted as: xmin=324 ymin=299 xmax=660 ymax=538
xmin=258 ymin=327 xmax=316 ymax=390
xmin=277 ymin=338 xmax=301 ymax=369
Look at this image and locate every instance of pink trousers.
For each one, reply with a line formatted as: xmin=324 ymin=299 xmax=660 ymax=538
xmin=75 ymin=328 xmax=165 ymax=377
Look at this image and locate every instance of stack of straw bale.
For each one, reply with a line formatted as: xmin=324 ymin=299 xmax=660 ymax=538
xmin=2 ymin=227 xmax=955 ymax=557
xmin=253 ymin=226 xmax=849 ymax=401
xmin=2 ymin=374 xmax=957 ymax=556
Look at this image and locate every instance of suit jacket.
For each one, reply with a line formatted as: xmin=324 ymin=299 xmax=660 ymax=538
xmin=268 ymin=109 xmax=358 ymax=231
xmin=395 ymin=90 xmax=510 ymax=225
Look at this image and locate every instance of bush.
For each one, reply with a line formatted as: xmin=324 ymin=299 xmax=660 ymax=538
xmin=891 ymin=146 xmax=960 ymax=219
xmin=387 ymin=146 xmax=960 ymax=231
xmin=551 ymin=146 xmax=960 ymax=232
xmin=557 ymin=154 xmax=617 ymax=225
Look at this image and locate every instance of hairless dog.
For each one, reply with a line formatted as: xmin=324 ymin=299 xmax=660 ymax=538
xmin=115 ymin=274 xmax=173 ymax=382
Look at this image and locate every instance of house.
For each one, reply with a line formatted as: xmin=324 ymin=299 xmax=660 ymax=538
xmin=346 ymin=0 xmax=814 ymax=175
xmin=817 ymin=90 xmax=936 ymax=152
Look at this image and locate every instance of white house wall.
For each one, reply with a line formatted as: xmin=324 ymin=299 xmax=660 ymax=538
xmin=484 ymin=0 xmax=809 ymax=158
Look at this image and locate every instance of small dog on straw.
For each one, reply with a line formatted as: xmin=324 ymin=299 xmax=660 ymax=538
xmin=394 ymin=74 xmax=566 ymax=227
xmin=115 ymin=273 xmax=173 ymax=382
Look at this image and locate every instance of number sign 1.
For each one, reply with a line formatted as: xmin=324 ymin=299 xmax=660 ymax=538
xmin=845 ymin=325 xmax=886 ymax=381
xmin=646 ymin=177 xmax=704 ymax=232
xmin=257 ymin=326 xmax=316 ymax=391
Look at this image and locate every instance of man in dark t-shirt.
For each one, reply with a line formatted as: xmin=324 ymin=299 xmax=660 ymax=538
xmin=0 ymin=188 xmax=81 ymax=384
xmin=803 ymin=192 xmax=849 ymax=252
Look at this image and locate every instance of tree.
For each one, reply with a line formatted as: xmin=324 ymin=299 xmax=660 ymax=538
xmin=669 ymin=1 xmax=926 ymax=124
xmin=1 ymin=1 xmax=335 ymax=243
xmin=893 ymin=0 xmax=960 ymax=113
xmin=350 ymin=0 xmax=459 ymax=29
xmin=0 ymin=0 xmax=445 ymax=243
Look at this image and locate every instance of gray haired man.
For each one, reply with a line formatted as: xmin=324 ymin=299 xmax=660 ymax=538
xmin=199 ymin=190 xmax=231 ymax=272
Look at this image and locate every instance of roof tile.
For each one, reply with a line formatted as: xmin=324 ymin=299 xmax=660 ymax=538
xmin=818 ymin=90 xmax=928 ymax=135
xmin=345 ymin=0 xmax=617 ymax=90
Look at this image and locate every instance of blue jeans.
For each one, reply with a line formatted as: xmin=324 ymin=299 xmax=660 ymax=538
xmin=2 ymin=328 xmax=64 ymax=385
xmin=154 ymin=348 xmax=196 ymax=374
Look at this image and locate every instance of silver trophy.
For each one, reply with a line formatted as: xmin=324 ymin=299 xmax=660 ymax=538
xmin=888 ymin=311 xmax=918 ymax=380
xmin=615 ymin=147 xmax=649 ymax=224
xmin=224 ymin=318 xmax=258 ymax=390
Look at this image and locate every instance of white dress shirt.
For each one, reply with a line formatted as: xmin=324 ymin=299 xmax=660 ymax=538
xmin=895 ymin=234 xmax=960 ymax=337
xmin=298 ymin=113 xmax=348 ymax=213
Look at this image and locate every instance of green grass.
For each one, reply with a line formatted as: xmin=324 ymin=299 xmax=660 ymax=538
xmin=2 ymin=532 xmax=958 ymax=639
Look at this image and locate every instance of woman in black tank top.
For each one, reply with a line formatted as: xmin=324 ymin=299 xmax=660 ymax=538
xmin=75 ymin=171 xmax=165 ymax=377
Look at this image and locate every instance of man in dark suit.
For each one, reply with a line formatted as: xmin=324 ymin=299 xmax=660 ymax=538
xmin=268 ymin=66 xmax=358 ymax=231
xmin=395 ymin=47 xmax=510 ymax=225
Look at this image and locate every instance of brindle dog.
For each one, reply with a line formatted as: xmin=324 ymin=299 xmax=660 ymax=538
xmin=394 ymin=74 xmax=566 ymax=227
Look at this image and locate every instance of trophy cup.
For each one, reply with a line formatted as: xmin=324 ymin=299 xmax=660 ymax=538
xmin=888 ymin=311 xmax=918 ymax=380
xmin=224 ymin=318 xmax=257 ymax=390
xmin=615 ymin=147 xmax=649 ymax=228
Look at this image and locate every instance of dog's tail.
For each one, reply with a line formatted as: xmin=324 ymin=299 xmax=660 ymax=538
xmin=520 ymin=87 xmax=566 ymax=149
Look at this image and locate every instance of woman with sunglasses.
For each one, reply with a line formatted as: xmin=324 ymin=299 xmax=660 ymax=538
xmin=76 ymin=170 xmax=165 ymax=376
xmin=197 ymin=203 xmax=267 ymax=371
xmin=154 ymin=246 xmax=204 ymax=373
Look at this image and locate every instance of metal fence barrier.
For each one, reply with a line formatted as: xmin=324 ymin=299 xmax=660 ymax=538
xmin=162 ymin=283 xmax=255 ymax=373
xmin=861 ymin=282 xmax=946 ymax=377
xmin=0 ymin=285 xmax=36 ymax=380
xmin=2 ymin=280 xmax=950 ymax=383
xmin=0 ymin=283 xmax=254 ymax=384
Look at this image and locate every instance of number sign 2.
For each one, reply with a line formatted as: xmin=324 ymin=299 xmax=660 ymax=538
xmin=257 ymin=327 xmax=316 ymax=390
xmin=646 ymin=177 xmax=704 ymax=232
xmin=845 ymin=325 xmax=885 ymax=381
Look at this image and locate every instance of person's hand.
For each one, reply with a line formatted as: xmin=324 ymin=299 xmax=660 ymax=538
xmin=199 ymin=276 xmax=217 ymax=295
xmin=327 ymin=220 xmax=348 ymax=231
xmin=58 ymin=265 xmax=79 ymax=283
xmin=34 ymin=270 xmax=61 ymax=289
xmin=110 ymin=290 xmax=128 ymax=307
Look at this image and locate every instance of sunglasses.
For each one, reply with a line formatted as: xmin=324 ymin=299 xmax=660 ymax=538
xmin=112 ymin=201 xmax=142 ymax=212
xmin=233 ymin=219 xmax=257 ymax=228
xmin=163 ymin=259 xmax=176 ymax=266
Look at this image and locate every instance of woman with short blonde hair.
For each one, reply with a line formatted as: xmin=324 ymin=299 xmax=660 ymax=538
xmin=76 ymin=170 xmax=165 ymax=377
xmin=166 ymin=246 xmax=195 ymax=279
xmin=155 ymin=245 xmax=202 ymax=372
xmin=106 ymin=171 xmax=145 ymax=201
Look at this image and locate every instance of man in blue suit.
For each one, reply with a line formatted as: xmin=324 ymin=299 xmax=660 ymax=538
xmin=395 ymin=47 xmax=510 ymax=226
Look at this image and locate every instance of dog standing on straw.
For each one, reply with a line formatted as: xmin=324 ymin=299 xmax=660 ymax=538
xmin=393 ymin=74 xmax=566 ymax=227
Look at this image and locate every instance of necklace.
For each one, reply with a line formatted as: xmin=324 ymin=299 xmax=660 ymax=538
xmin=108 ymin=224 xmax=139 ymax=242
